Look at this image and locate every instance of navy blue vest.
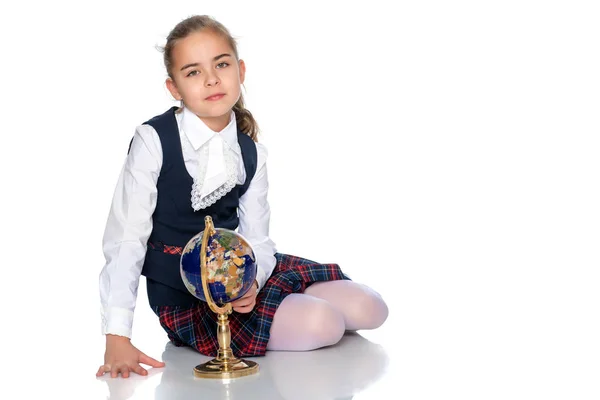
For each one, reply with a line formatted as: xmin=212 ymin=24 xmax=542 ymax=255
xmin=135 ymin=107 xmax=257 ymax=306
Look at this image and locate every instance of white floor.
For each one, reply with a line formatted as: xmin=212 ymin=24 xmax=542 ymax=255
xmin=93 ymin=330 xmax=392 ymax=400
xmin=17 ymin=277 xmax=596 ymax=400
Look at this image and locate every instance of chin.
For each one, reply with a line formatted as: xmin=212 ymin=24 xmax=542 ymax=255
xmin=189 ymin=106 xmax=229 ymax=118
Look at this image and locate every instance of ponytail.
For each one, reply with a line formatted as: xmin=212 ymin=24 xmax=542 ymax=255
xmin=232 ymin=93 xmax=259 ymax=142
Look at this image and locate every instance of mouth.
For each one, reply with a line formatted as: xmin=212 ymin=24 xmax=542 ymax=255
xmin=205 ymin=93 xmax=226 ymax=101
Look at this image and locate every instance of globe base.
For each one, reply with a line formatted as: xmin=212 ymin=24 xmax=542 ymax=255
xmin=193 ymin=312 xmax=259 ymax=379
xmin=193 ymin=357 xmax=259 ymax=379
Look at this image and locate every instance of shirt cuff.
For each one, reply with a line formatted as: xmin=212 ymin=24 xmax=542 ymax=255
xmin=255 ymin=265 xmax=269 ymax=291
xmin=101 ymin=306 xmax=134 ymax=338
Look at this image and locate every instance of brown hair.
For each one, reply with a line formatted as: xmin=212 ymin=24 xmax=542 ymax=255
xmin=159 ymin=15 xmax=259 ymax=141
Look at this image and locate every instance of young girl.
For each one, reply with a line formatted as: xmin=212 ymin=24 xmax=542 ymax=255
xmin=97 ymin=15 xmax=388 ymax=379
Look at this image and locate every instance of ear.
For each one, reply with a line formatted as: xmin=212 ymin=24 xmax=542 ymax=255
xmin=238 ymin=59 xmax=246 ymax=85
xmin=165 ymin=78 xmax=182 ymax=101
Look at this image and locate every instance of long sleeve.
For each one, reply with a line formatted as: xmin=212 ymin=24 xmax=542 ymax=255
xmin=237 ymin=142 xmax=277 ymax=290
xmin=99 ymin=125 xmax=162 ymax=338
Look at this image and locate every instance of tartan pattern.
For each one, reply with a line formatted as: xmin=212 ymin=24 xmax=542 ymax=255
xmin=152 ymin=252 xmax=350 ymax=357
xmin=164 ymin=245 xmax=182 ymax=255
xmin=148 ymin=241 xmax=183 ymax=255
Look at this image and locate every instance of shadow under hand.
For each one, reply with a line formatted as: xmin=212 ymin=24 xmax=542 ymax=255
xmin=153 ymin=331 xmax=390 ymax=400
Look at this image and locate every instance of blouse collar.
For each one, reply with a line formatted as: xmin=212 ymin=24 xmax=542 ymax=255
xmin=180 ymin=106 xmax=239 ymax=152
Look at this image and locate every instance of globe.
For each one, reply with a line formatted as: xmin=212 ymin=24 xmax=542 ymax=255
xmin=180 ymin=227 xmax=257 ymax=305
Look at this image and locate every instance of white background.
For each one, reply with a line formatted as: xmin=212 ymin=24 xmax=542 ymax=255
xmin=1 ymin=0 xmax=599 ymax=398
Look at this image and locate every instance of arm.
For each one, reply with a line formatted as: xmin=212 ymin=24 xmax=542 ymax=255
xmin=237 ymin=142 xmax=277 ymax=291
xmin=99 ymin=124 xmax=162 ymax=338
xmin=97 ymin=125 xmax=165 ymax=378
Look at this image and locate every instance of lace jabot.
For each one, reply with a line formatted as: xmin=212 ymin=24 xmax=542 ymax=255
xmin=178 ymin=107 xmax=241 ymax=211
xmin=190 ymin=134 xmax=239 ymax=211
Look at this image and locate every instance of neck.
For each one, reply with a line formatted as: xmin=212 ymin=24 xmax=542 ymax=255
xmin=200 ymin=114 xmax=231 ymax=133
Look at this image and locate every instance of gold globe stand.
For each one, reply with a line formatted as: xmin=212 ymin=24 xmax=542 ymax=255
xmin=193 ymin=216 xmax=259 ymax=379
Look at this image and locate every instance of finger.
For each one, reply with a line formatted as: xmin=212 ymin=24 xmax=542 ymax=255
xmin=132 ymin=364 xmax=148 ymax=376
xmin=234 ymin=302 xmax=255 ymax=313
xmin=231 ymin=294 xmax=250 ymax=305
xmin=121 ymin=366 xmax=130 ymax=379
xmin=231 ymin=300 xmax=251 ymax=309
xmin=111 ymin=363 xmax=128 ymax=378
xmin=231 ymin=299 xmax=248 ymax=308
xmin=230 ymin=298 xmax=243 ymax=307
xmin=139 ymin=353 xmax=165 ymax=368
xmin=233 ymin=295 xmax=255 ymax=307
xmin=96 ymin=364 xmax=109 ymax=377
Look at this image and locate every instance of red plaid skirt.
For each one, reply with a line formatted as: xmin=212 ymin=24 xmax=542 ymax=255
xmin=152 ymin=253 xmax=349 ymax=357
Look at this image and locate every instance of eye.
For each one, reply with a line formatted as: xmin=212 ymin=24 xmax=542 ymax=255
xmin=186 ymin=70 xmax=199 ymax=77
xmin=216 ymin=62 xmax=229 ymax=68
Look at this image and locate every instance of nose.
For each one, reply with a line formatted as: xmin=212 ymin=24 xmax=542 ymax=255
xmin=205 ymin=70 xmax=220 ymax=87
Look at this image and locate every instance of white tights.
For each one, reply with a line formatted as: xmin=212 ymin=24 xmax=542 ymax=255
xmin=266 ymin=280 xmax=388 ymax=351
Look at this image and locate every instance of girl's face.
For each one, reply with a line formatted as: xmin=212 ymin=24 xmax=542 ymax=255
xmin=166 ymin=30 xmax=246 ymax=132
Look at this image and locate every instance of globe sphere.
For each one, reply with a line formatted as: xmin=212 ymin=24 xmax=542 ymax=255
xmin=180 ymin=228 xmax=257 ymax=305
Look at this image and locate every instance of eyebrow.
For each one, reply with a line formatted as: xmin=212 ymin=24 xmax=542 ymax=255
xmin=180 ymin=53 xmax=232 ymax=71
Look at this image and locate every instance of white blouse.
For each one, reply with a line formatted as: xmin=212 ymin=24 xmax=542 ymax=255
xmin=99 ymin=107 xmax=277 ymax=338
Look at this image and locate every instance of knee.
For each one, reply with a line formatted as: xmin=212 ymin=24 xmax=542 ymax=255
xmin=366 ymin=294 xmax=389 ymax=329
xmin=349 ymin=288 xmax=389 ymax=330
xmin=306 ymin=302 xmax=345 ymax=347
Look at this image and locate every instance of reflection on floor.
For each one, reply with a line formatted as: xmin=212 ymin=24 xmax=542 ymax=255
xmin=99 ymin=331 xmax=390 ymax=400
